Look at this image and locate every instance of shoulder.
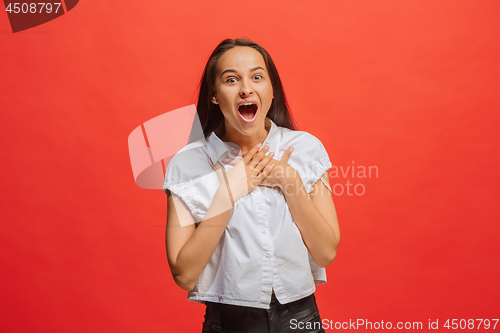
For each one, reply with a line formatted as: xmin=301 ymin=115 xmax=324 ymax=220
xmin=163 ymin=139 xmax=217 ymax=222
xmin=277 ymin=126 xmax=329 ymax=158
xmin=281 ymin=127 xmax=322 ymax=145
xmin=164 ymin=140 xmax=211 ymax=192
xmin=276 ymin=126 xmax=333 ymax=193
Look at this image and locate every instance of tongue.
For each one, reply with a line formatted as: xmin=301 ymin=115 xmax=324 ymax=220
xmin=240 ymin=109 xmax=255 ymax=119
xmin=239 ymin=105 xmax=257 ymax=120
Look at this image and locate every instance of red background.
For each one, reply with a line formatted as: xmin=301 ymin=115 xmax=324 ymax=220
xmin=1 ymin=0 xmax=499 ymax=332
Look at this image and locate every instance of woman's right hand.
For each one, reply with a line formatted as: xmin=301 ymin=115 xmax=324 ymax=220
xmin=210 ymin=143 xmax=275 ymax=203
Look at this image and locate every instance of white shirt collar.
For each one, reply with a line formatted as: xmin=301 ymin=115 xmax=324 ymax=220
xmin=206 ymin=117 xmax=281 ymax=164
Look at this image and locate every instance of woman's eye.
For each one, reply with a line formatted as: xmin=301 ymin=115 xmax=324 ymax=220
xmin=225 ymin=77 xmax=237 ymax=83
xmin=254 ymin=75 xmax=263 ymax=80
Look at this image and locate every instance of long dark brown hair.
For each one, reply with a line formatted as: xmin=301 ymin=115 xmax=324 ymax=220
xmin=196 ymin=38 xmax=299 ymax=140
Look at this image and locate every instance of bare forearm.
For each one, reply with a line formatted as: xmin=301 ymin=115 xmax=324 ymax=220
xmin=282 ymin=176 xmax=339 ymax=267
xmin=171 ymin=184 xmax=233 ymax=289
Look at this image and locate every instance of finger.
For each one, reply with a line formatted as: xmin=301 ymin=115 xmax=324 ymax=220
xmin=280 ymin=147 xmax=294 ymax=163
xmin=217 ymin=151 xmax=237 ymax=167
xmin=258 ymin=162 xmax=275 ymax=180
xmin=222 ymin=157 xmax=240 ymax=166
xmin=223 ymin=148 xmax=243 ymax=166
xmin=230 ymin=149 xmax=242 ymax=157
xmin=249 ymin=145 xmax=270 ymax=169
xmin=254 ymin=151 xmax=274 ymax=174
xmin=243 ymin=143 xmax=263 ymax=164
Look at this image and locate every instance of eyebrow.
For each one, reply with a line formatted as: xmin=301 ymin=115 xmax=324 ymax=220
xmin=221 ymin=66 xmax=265 ymax=77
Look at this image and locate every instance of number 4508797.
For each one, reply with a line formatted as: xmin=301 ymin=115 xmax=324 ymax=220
xmin=5 ymin=3 xmax=62 ymax=14
xmin=443 ymin=319 xmax=498 ymax=330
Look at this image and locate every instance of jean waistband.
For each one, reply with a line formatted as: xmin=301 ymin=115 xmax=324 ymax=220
xmin=273 ymin=293 xmax=316 ymax=310
xmin=207 ymin=292 xmax=316 ymax=314
xmin=204 ymin=292 xmax=319 ymax=332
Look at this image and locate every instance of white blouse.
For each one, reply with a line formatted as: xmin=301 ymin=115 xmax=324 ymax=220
xmin=163 ymin=118 xmax=333 ymax=309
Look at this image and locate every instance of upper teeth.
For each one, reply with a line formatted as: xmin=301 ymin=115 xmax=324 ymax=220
xmin=241 ymin=103 xmax=254 ymax=106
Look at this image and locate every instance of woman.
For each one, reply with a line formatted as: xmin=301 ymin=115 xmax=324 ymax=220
xmin=164 ymin=38 xmax=340 ymax=333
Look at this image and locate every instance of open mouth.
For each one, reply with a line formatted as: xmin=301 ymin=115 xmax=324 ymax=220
xmin=238 ymin=103 xmax=258 ymax=123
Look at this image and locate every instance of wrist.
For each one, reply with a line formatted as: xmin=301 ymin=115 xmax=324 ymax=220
xmin=280 ymin=168 xmax=306 ymax=197
xmin=278 ymin=166 xmax=299 ymax=188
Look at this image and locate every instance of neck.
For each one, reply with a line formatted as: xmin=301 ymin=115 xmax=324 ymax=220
xmin=219 ymin=118 xmax=271 ymax=154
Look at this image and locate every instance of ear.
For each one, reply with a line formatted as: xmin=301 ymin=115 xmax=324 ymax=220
xmin=211 ymin=94 xmax=219 ymax=105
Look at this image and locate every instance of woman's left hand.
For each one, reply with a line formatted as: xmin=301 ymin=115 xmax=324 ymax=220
xmin=258 ymin=147 xmax=296 ymax=190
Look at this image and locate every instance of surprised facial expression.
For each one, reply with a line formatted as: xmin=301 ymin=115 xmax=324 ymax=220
xmin=211 ymin=46 xmax=274 ymax=136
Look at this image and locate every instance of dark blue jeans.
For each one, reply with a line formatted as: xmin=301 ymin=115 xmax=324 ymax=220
xmin=201 ymin=293 xmax=325 ymax=333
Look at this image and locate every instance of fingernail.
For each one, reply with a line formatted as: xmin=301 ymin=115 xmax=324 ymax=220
xmin=270 ymin=152 xmax=274 ymax=156
xmin=269 ymin=164 xmax=275 ymax=168
xmin=223 ymin=158 xmax=229 ymax=163
xmin=290 ymin=147 xmax=294 ymax=153
xmin=257 ymin=143 xmax=262 ymax=148
xmin=264 ymin=145 xmax=269 ymax=150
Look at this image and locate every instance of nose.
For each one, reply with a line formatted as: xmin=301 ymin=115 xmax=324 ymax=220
xmin=239 ymin=78 xmax=254 ymax=97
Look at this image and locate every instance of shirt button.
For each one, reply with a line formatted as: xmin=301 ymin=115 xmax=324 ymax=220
xmin=262 ymin=229 xmax=266 ymax=234
xmin=266 ymin=253 xmax=271 ymax=258
xmin=258 ymin=205 xmax=263 ymax=210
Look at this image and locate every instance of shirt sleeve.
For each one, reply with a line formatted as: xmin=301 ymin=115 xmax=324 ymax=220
xmin=284 ymin=132 xmax=333 ymax=194
xmin=162 ymin=144 xmax=208 ymax=223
